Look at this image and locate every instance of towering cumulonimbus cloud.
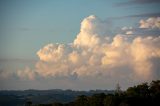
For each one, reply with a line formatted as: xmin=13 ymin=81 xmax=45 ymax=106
xmin=13 ymin=16 xmax=160 ymax=89
xmin=73 ymin=15 xmax=110 ymax=48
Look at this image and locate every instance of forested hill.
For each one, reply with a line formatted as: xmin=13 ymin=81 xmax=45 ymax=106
xmin=33 ymin=80 xmax=160 ymax=106
xmin=0 ymin=89 xmax=113 ymax=106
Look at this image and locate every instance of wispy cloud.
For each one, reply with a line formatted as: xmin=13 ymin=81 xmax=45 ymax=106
xmin=120 ymin=17 xmax=160 ymax=36
xmin=108 ymin=12 xmax=160 ymax=20
xmin=115 ymin=0 xmax=160 ymax=6
xmin=0 ymin=58 xmax=37 ymax=63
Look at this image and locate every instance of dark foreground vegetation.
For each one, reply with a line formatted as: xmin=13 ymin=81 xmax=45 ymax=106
xmin=31 ymin=80 xmax=160 ymax=106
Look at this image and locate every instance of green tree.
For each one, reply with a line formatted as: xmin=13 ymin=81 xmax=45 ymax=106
xmin=89 ymin=93 xmax=106 ymax=106
xmin=126 ymin=83 xmax=149 ymax=97
xmin=75 ymin=95 xmax=89 ymax=106
xmin=104 ymin=95 xmax=114 ymax=106
xmin=52 ymin=102 xmax=63 ymax=106
xmin=150 ymin=80 xmax=160 ymax=96
xmin=136 ymin=83 xmax=149 ymax=97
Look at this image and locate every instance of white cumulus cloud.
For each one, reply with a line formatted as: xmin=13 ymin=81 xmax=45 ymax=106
xmin=37 ymin=44 xmax=66 ymax=62
xmin=139 ymin=17 xmax=160 ymax=29
xmin=10 ymin=15 xmax=160 ymax=89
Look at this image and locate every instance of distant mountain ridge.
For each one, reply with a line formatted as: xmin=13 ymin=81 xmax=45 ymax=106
xmin=0 ymin=89 xmax=114 ymax=106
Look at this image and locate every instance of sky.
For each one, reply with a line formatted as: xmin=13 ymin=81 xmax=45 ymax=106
xmin=0 ymin=0 xmax=160 ymax=90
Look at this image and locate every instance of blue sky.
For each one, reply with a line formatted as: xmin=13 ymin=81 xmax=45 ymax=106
xmin=0 ymin=0 xmax=160 ymax=90
xmin=0 ymin=0 xmax=159 ymax=59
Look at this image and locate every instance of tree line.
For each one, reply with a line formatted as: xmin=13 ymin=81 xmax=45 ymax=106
xmin=28 ymin=80 xmax=160 ymax=106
